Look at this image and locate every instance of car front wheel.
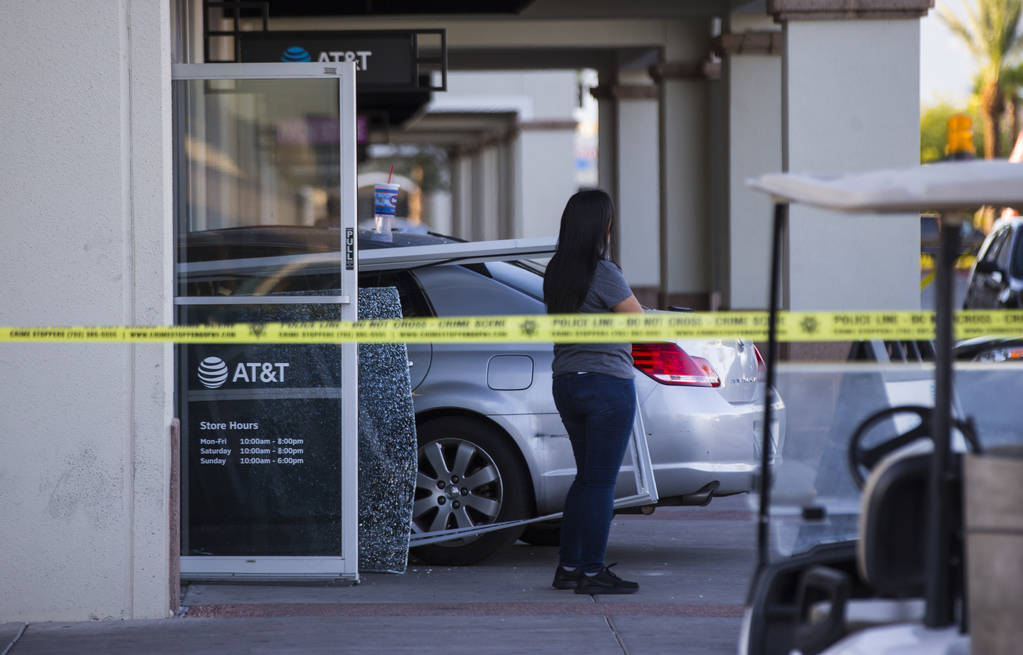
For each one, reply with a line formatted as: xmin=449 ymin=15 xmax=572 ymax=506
xmin=411 ymin=417 xmax=529 ymax=565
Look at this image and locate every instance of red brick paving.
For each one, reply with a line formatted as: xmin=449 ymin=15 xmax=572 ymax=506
xmin=185 ymin=601 xmax=745 ymax=619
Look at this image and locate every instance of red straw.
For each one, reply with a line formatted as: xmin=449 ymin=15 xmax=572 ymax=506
xmin=387 ymin=164 xmax=394 ymax=184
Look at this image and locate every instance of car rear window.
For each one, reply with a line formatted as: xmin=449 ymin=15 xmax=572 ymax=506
xmin=359 ymin=270 xmax=433 ymax=318
xmin=413 ymin=265 xmax=545 ymax=317
xmin=483 ymin=261 xmax=545 ymax=302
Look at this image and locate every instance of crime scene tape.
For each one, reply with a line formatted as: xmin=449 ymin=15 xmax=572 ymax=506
xmin=3 ymin=310 xmax=1023 ymax=344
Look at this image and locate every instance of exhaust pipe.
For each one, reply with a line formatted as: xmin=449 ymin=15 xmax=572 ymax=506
xmin=658 ymin=481 xmax=720 ymax=507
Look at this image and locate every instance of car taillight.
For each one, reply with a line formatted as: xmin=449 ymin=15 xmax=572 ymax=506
xmin=754 ymin=345 xmax=766 ymax=382
xmin=631 ymin=343 xmax=720 ymax=387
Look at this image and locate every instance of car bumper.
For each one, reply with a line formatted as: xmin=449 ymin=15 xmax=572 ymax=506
xmin=528 ymin=382 xmax=786 ymax=514
xmin=637 ymin=382 xmax=785 ymax=499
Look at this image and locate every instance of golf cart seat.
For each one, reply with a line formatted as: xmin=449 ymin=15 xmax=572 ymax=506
xmin=848 ymin=448 xmax=963 ymax=624
xmin=858 ymin=450 xmax=933 ymax=598
xmin=795 ymin=450 xmax=963 ymax=653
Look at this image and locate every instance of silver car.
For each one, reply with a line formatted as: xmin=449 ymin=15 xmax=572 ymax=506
xmin=184 ymin=227 xmax=786 ymax=565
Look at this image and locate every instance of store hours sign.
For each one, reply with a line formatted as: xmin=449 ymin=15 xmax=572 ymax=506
xmin=183 ymin=340 xmax=344 ymax=557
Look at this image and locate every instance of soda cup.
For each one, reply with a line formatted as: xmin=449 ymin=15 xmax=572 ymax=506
xmin=374 ymin=183 xmax=399 ymax=217
xmin=373 ymin=183 xmax=399 ymax=241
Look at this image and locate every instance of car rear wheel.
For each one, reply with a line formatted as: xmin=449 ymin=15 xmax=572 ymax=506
xmin=411 ymin=417 xmax=529 ymax=565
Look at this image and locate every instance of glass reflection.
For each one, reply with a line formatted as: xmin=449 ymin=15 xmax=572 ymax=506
xmin=758 ymin=358 xmax=1023 ymax=561
xmin=173 ymin=76 xmax=346 ymax=557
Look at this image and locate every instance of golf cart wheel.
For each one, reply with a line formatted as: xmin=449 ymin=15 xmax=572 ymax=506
xmin=520 ymin=520 xmax=562 ymax=547
xmin=411 ymin=417 xmax=529 ymax=565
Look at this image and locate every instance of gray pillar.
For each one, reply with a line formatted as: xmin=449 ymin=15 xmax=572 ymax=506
xmin=500 ymin=135 xmax=516 ymax=238
xmin=517 ymin=121 xmax=578 ymax=239
xmin=719 ymin=18 xmax=783 ymax=310
xmin=773 ymin=0 xmax=927 ymax=315
xmin=596 ymin=89 xmax=618 ymax=210
xmin=592 ymin=78 xmax=661 ymax=308
xmin=479 ymin=144 xmax=500 ymax=241
xmin=652 ymin=21 xmax=714 ymax=310
xmin=451 ymin=151 xmax=473 ymax=240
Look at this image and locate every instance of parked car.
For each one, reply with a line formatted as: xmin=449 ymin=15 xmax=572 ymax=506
xmin=954 ymin=336 xmax=1023 ymax=362
xmin=180 ymin=226 xmax=786 ymax=564
xmin=963 ymin=216 xmax=1023 ymax=309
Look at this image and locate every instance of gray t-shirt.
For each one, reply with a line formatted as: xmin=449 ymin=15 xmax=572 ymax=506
xmin=551 ymin=259 xmax=635 ymax=379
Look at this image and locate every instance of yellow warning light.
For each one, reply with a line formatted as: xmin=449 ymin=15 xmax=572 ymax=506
xmin=945 ymin=114 xmax=976 ymax=157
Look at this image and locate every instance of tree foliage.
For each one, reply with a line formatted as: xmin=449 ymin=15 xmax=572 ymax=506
xmin=938 ymin=0 xmax=1023 ymax=157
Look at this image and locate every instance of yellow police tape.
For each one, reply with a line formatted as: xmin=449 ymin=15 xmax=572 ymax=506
xmin=3 ymin=310 xmax=1023 ymax=344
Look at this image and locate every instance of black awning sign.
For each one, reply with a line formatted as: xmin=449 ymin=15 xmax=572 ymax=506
xmin=239 ymin=31 xmax=417 ymax=89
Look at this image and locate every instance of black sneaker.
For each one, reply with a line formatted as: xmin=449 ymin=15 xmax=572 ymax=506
xmin=575 ymin=564 xmax=639 ymax=595
xmin=552 ymin=565 xmax=581 ymax=590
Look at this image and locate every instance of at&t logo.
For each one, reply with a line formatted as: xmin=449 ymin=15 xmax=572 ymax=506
xmin=280 ymin=45 xmax=372 ymax=69
xmin=281 ymin=46 xmax=311 ymax=62
xmin=197 ymin=356 xmax=229 ymax=389
xmin=197 ymin=356 xmax=291 ymax=389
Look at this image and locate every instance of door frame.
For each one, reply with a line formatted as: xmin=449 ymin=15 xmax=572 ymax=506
xmin=172 ymin=62 xmax=359 ymax=581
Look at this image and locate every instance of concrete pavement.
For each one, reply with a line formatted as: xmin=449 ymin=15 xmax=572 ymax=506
xmin=2 ymin=499 xmax=757 ymax=655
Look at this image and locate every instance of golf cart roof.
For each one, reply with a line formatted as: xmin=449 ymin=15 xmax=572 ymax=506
xmin=749 ymin=159 xmax=1023 ymax=213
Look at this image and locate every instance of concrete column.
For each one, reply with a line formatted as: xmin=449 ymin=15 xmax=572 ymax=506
xmin=449 ymin=151 xmax=473 ymax=240
xmin=0 ymin=0 xmax=173 ymax=621
xmin=499 ymin=136 xmax=516 ymax=238
xmin=773 ymin=0 xmax=928 ymax=314
xmin=719 ymin=16 xmax=783 ymax=310
xmin=478 ymin=144 xmax=501 ymax=241
xmin=596 ymin=91 xmax=618 ymax=216
xmin=517 ymin=121 xmax=577 ymax=239
xmin=592 ymin=78 xmax=660 ymax=307
xmin=425 ymin=190 xmax=452 ymax=235
xmin=653 ymin=21 xmax=714 ymax=310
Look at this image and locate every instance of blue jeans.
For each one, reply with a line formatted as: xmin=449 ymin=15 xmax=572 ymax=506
xmin=553 ymin=372 xmax=636 ymax=573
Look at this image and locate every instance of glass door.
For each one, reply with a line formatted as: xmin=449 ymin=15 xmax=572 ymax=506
xmin=172 ymin=63 xmax=358 ymax=580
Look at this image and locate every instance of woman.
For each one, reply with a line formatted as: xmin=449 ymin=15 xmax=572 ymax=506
xmin=543 ymin=189 xmax=644 ymax=595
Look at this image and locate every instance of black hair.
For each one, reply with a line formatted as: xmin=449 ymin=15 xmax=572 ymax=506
xmin=543 ymin=188 xmax=616 ymax=314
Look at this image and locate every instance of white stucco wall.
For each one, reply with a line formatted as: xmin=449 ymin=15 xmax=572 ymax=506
xmin=0 ymin=0 xmax=173 ymax=621
xmin=617 ymin=97 xmax=662 ymax=289
xmin=660 ymin=20 xmax=712 ymax=300
xmin=441 ymin=70 xmax=578 ymax=240
xmin=441 ymin=69 xmax=574 ymax=121
xmin=518 ymin=128 xmax=577 ymax=238
xmin=783 ymin=20 xmax=921 ymax=311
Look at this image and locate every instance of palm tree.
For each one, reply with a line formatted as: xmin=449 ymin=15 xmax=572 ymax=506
xmin=939 ymin=0 xmax=1023 ymax=157
xmin=1003 ymin=62 xmax=1023 ymax=145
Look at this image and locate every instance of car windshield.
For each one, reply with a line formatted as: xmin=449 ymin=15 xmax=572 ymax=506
xmin=758 ymin=351 xmax=1023 ymax=561
xmin=1012 ymin=226 xmax=1023 ymax=278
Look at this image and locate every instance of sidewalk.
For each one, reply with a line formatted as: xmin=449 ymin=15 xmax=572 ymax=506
xmin=1 ymin=501 xmax=755 ymax=655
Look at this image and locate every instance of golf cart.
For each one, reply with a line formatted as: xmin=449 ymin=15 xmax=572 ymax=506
xmin=740 ymin=160 xmax=1023 ymax=654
